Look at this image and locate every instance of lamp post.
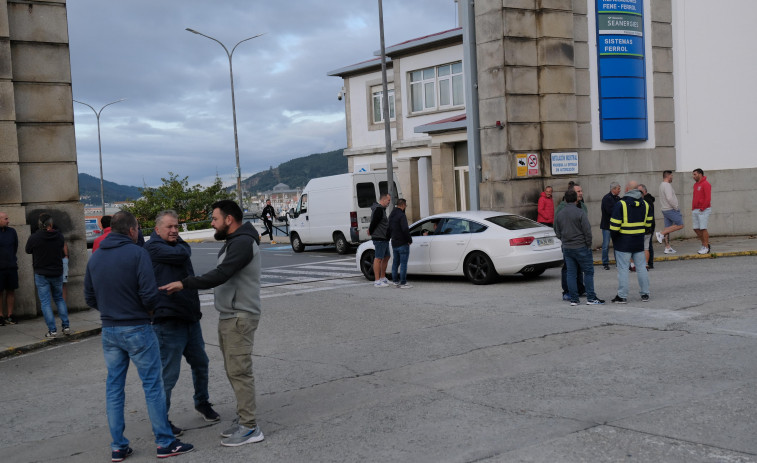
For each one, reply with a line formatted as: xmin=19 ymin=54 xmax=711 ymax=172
xmin=186 ymin=28 xmax=264 ymax=208
xmin=73 ymin=98 xmax=126 ymax=216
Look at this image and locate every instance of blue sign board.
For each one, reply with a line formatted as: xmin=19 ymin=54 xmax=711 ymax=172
xmin=596 ymin=0 xmax=648 ymax=141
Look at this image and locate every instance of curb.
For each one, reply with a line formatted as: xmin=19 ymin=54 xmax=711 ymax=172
xmin=0 ymin=327 xmax=102 ymax=360
xmin=593 ymin=249 xmax=757 ymax=266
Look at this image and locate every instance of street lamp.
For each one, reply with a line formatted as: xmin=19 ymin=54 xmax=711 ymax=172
xmin=73 ymin=98 xmax=126 ymax=216
xmin=186 ymin=27 xmax=264 ymax=208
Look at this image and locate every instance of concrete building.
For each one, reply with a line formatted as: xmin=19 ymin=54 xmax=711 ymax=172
xmin=1 ymin=0 xmax=85 ymax=317
xmin=332 ymin=0 xmax=756 ymax=244
xmin=328 ymin=28 xmax=468 ymax=223
xmin=471 ymin=0 xmax=755 ymax=243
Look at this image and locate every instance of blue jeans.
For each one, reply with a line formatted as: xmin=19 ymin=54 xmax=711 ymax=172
xmin=34 ymin=274 xmax=69 ymax=332
xmin=562 ymin=247 xmax=596 ymax=301
xmin=561 ymin=260 xmax=585 ymax=295
xmin=615 ymin=251 xmax=650 ymax=298
xmin=102 ymin=325 xmax=174 ymax=450
xmin=601 ymin=229 xmax=612 ymax=267
xmin=152 ymin=320 xmax=210 ymax=412
xmin=391 ymin=244 xmax=410 ymax=285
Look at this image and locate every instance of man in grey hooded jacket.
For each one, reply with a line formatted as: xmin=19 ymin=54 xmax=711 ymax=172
xmin=160 ymin=200 xmax=264 ymax=448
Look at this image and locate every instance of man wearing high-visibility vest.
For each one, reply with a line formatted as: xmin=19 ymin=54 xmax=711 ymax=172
xmin=609 ymin=180 xmax=653 ymax=304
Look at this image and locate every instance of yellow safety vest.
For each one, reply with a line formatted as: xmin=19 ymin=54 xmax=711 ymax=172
xmin=609 ymin=200 xmax=651 ymax=235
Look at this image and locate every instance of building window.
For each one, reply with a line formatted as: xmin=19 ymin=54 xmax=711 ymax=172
xmin=409 ymin=61 xmax=464 ymax=113
xmin=372 ymin=87 xmax=395 ymax=123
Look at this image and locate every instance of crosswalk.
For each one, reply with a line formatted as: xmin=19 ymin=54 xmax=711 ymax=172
xmin=198 ymin=258 xmax=365 ymax=305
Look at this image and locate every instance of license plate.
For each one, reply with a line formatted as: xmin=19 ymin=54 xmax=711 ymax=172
xmin=536 ymin=237 xmax=554 ymax=246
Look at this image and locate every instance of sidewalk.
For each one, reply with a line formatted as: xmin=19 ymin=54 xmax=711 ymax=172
xmin=1 ymin=235 xmax=755 ymax=360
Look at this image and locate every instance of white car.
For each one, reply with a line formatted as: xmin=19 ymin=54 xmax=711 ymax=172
xmin=356 ymin=210 xmax=563 ymax=285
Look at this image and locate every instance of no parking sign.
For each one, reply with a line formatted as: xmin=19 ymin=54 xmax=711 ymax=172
xmin=527 ymin=153 xmax=539 ymax=176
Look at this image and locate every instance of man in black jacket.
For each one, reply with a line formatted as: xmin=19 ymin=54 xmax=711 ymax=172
xmin=145 ymin=210 xmax=220 ymax=437
xmin=259 ymin=199 xmax=276 ymax=242
xmin=388 ymin=199 xmax=412 ymax=288
xmin=600 ymin=182 xmax=621 ymax=270
xmin=25 ymin=213 xmax=69 ymax=337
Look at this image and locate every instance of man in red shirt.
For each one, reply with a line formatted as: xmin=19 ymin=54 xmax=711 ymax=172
xmin=691 ymin=169 xmax=712 ymax=254
xmin=537 ymin=186 xmax=554 ymax=227
xmin=92 ymin=215 xmax=112 ymax=252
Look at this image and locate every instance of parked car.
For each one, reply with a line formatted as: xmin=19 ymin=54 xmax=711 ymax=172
xmin=85 ymin=222 xmax=102 ymax=248
xmin=355 ymin=210 xmax=563 ymax=285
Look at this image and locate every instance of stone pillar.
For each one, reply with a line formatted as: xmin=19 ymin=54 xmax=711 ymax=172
xmin=2 ymin=0 xmax=86 ymax=318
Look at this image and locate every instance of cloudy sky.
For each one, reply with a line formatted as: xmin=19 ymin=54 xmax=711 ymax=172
xmin=68 ymin=0 xmax=460 ymax=188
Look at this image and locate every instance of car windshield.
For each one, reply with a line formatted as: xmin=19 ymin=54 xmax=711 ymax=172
xmin=485 ymin=215 xmax=546 ymax=230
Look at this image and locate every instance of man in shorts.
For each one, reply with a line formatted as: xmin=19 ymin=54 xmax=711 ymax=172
xmin=655 ymin=170 xmax=683 ymax=254
xmin=368 ymin=193 xmax=392 ymax=287
xmin=692 ymin=168 xmax=712 ymax=254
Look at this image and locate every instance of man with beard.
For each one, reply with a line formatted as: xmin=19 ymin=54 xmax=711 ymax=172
xmin=160 ymin=200 xmax=264 ymax=448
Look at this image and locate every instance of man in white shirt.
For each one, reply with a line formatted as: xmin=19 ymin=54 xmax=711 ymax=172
xmin=655 ymin=170 xmax=683 ymax=253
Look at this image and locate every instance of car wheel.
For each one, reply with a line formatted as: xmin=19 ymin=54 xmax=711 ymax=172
xmin=290 ymin=233 xmax=305 ymax=253
xmin=334 ymin=233 xmax=350 ymax=255
xmin=463 ymin=251 xmax=498 ymax=285
xmin=520 ymin=266 xmax=546 ymax=278
xmin=359 ymin=249 xmax=375 ymax=280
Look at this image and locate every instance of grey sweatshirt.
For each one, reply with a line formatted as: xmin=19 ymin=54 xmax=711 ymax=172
xmin=553 ymin=202 xmax=592 ymax=249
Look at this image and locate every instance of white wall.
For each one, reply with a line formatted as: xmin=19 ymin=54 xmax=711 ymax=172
xmin=673 ymin=0 xmax=757 ymax=171
xmin=398 ymin=44 xmax=466 ymax=141
xmin=346 ymin=70 xmax=397 ymax=148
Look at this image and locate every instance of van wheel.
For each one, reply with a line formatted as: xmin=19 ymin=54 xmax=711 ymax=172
xmin=290 ymin=233 xmax=305 ymax=253
xmin=359 ymin=249 xmax=375 ymax=280
xmin=334 ymin=233 xmax=350 ymax=255
xmin=463 ymin=251 xmax=498 ymax=285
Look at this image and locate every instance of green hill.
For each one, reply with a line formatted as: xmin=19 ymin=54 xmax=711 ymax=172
xmin=241 ymin=149 xmax=347 ymax=193
xmin=78 ymin=173 xmax=142 ymax=203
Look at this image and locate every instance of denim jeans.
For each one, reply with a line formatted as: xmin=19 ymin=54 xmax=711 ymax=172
xmin=102 ymin=324 xmax=174 ymax=450
xmin=601 ymin=229 xmax=613 ymax=267
xmin=391 ymin=244 xmax=410 ymax=285
xmin=218 ymin=316 xmax=259 ymax=428
xmin=562 ymin=247 xmax=597 ymax=301
xmin=34 ymin=274 xmax=69 ymax=332
xmin=561 ymin=260 xmax=585 ymax=295
xmin=152 ymin=320 xmax=210 ymax=411
xmin=614 ymin=250 xmax=650 ymax=298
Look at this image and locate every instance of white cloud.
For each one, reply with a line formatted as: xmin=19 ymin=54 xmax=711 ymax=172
xmin=68 ymin=0 xmax=459 ymax=187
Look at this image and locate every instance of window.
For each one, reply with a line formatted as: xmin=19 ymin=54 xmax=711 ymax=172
xmin=486 ymin=215 xmax=545 ymax=230
xmin=409 ymin=61 xmax=464 ymax=113
xmin=297 ymin=194 xmax=308 ymax=214
xmin=356 ymin=183 xmax=376 ymax=208
xmin=372 ymin=87 xmax=395 ymax=123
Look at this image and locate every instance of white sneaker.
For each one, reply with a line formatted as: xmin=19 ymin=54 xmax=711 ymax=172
xmin=374 ymin=281 xmax=389 ymax=287
xmin=398 ymin=284 xmax=413 ymax=289
xmin=655 ymin=231 xmax=664 ymax=244
xmin=664 ymin=247 xmax=676 ymax=254
xmin=697 ymin=246 xmax=709 ymax=255
xmin=380 ymin=277 xmax=389 ymax=284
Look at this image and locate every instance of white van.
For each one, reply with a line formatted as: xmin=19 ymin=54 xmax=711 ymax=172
xmin=288 ymin=172 xmax=400 ymax=254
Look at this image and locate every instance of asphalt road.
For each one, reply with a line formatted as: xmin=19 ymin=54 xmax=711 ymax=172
xmin=2 ymin=255 xmax=757 ymax=462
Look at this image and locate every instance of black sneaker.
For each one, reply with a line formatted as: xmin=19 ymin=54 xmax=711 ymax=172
xmin=611 ymin=295 xmax=627 ymax=304
xmin=0 ymin=316 xmax=5 ymax=326
xmin=195 ymin=402 xmax=220 ymax=422
xmin=603 ymin=265 xmax=610 ymax=270
xmin=45 ymin=330 xmax=57 ymax=338
xmin=111 ymin=446 xmax=133 ymax=462
xmin=5 ymin=315 xmax=16 ymax=325
xmin=641 ymin=294 xmax=650 ymax=302
xmin=586 ymin=298 xmax=605 ymax=305
xmin=569 ymin=300 xmax=579 ymax=306
xmin=169 ymin=421 xmax=183 ymax=437
xmin=156 ymin=440 xmax=193 ymax=458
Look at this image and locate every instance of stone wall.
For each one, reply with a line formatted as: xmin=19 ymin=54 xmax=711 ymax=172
xmin=1 ymin=0 xmax=86 ymax=319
